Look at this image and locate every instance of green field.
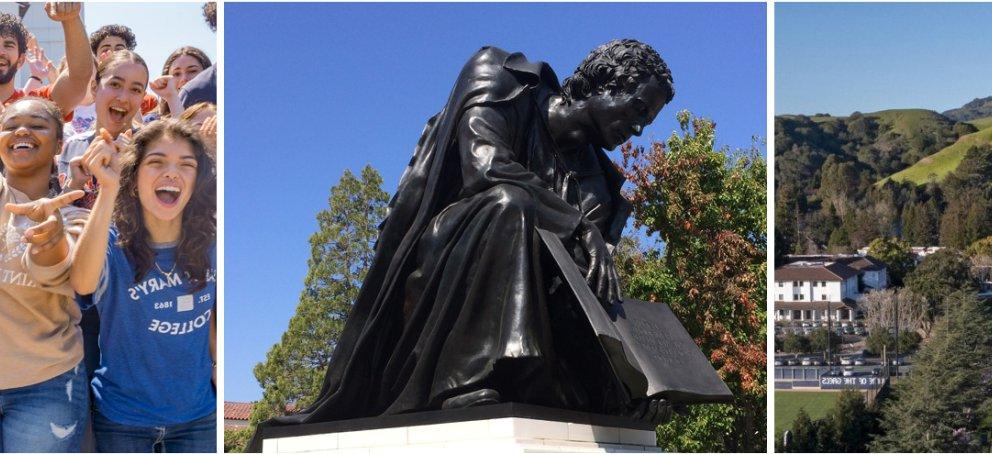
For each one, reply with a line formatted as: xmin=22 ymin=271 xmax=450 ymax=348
xmin=881 ymin=125 xmax=992 ymax=185
xmin=775 ymin=391 xmax=841 ymax=434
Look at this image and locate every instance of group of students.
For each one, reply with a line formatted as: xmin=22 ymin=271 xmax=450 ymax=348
xmin=0 ymin=3 xmax=217 ymax=453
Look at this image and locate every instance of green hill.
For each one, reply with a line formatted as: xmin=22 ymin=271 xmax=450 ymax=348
xmin=867 ymin=109 xmax=955 ymax=138
xmin=967 ymin=115 xmax=992 ymax=130
xmin=881 ymin=125 xmax=992 ymax=185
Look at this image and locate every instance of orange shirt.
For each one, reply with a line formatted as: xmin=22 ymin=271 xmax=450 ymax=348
xmin=3 ymin=86 xmax=75 ymax=122
xmin=3 ymin=88 xmax=158 ymax=119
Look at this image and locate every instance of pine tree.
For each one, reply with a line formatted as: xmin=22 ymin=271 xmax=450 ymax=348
xmin=870 ymin=291 xmax=992 ymax=452
xmin=825 ymin=389 xmax=877 ymax=452
xmin=249 ymin=166 xmax=389 ymax=426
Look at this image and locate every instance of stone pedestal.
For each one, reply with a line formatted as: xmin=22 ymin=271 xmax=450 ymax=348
xmin=260 ymin=403 xmax=662 ymax=453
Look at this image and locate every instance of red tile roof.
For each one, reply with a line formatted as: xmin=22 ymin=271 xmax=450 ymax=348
xmin=225 ymin=401 xmax=253 ymax=420
xmin=224 ymin=401 xmax=298 ymax=420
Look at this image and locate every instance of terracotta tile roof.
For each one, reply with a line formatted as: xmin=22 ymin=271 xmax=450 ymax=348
xmin=225 ymin=401 xmax=253 ymax=421
xmin=224 ymin=401 xmax=298 ymax=421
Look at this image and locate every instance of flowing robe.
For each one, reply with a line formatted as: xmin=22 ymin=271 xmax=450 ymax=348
xmin=251 ymin=47 xmax=633 ymax=447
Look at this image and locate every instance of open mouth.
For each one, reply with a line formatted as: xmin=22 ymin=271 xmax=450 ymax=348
xmin=9 ymin=141 xmax=38 ymax=153
xmin=155 ymin=185 xmax=181 ymax=206
xmin=108 ymin=106 xmax=128 ymax=123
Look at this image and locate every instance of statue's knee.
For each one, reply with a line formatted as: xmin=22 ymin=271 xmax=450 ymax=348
xmin=490 ymin=185 xmax=535 ymax=219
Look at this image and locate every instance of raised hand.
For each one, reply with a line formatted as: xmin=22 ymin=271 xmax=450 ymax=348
xmin=45 ymin=2 xmax=82 ymax=23
xmin=149 ymin=75 xmax=179 ymax=100
xmin=577 ymin=223 xmax=621 ymax=309
xmin=26 ymin=47 xmax=50 ymax=80
xmin=80 ymin=128 xmax=125 ymax=189
xmin=5 ymin=190 xmax=85 ymax=254
xmin=199 ymin=115 xmax=217 ymax=151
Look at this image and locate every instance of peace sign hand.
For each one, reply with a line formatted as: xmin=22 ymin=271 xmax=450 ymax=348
xmin=80 ymin=128 xmax=127 ymax=190
xmin=26 ymin=47 xmax=50 ymax=80
xmin=5 ymin=190 xmax=85 ymax=254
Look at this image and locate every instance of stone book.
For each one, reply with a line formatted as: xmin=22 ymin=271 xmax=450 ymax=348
xmin=538 ymin=229 xmax=734 ymax=405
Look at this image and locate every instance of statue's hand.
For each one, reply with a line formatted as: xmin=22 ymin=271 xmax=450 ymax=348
xmin=578 ymin=223 xmax=621 ymax=308
xmin=624 ymin=398 xmax=677 ymax=425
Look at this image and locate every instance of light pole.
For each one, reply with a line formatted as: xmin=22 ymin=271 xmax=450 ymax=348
xmin=894 ymin=290 xmax=899 ymax=380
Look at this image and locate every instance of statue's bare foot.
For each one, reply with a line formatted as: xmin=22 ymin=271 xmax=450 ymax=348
xmin=624 ymin=398 xmax=675 ymax=425
xmin=441 ymin=388 xmax=501 ymax=409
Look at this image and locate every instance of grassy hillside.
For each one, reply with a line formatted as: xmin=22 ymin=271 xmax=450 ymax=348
xmin=867 ymin=109 xmax=955 ymax=138
xmin=967 ymin=115 xmax=992 ymax=130
xmin=882 ymin=125 xmax=992 ymax=185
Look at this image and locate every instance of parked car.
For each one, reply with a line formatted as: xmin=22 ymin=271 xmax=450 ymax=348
xmin=854 ymin=358 xmax=866 ymax=366
xmin=842 ymin=368 xmax=856 ymax=377
xmin=840 ymin=356 xmax=853 ymax=365
xmin=774 ymin=358 xmax=783 ymax=366
xmin=786 ymin=358 xmax=799 ymax=366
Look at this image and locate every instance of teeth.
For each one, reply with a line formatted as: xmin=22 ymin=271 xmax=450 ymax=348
xmin=156 ymin=186 xmax=180 ymax=193
xmin=12 ymin=143 xmax=35 ymax=150
xmin=109 ymin=107 xmax=127 ymax=114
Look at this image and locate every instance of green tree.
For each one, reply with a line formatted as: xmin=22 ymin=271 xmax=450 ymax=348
xmin=904 ymin=249 xmax=976 ymax=333
xmin=867 ymin=236 xmax=914 ymax=285
xmin=224 ymin=428 xmax=252 ymax=453
xmin=966 ymin=235 xmax=992 ymax=257
xmin=870 ymin=291 xmax=992 ymax=452
xmin=780 ymin=408 xmax=817 ymax=452
xmin=249 ymin=167 xmax=389 ymax=426
xmin=622 ymin=111 xmax=766 ymax=452
xmin=824 ymin=389 xmax=878 ymax=452
xmin=782 ymin=332 xmax=811 ymax=354
xmin=809 ymin=328 xmax=840 ymax=353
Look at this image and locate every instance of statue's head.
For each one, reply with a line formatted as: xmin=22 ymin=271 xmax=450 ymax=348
xmin=562 ymin=39 xmax=674 ymax=149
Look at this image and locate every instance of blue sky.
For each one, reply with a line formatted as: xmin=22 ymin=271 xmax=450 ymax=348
xmin=225 ymin=2 xmax=766 ymax=402
xmin=85 ymin=3 xmax=216 ymax=78
xmin=776 ymin=3 xmax=992 ymax=115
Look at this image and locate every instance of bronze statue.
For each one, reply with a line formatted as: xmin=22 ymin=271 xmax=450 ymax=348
xmin=251 ymin=40 xmax=729 ymax=451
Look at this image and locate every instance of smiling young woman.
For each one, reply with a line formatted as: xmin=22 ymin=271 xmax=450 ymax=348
xmin=69 ymin=118 xmax=217 ymax=453
xmin=0 ymin=97 xmax=90 ymax=453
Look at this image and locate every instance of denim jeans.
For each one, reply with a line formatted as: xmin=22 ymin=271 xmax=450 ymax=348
xmin=0 ymin=361 xmax=89 ymax=453
xmin=93 ymin=411 xmax=216 ymax=453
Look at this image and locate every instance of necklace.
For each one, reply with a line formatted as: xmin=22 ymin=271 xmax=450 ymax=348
xmin=155 ymin=260 xmax=177 ymax=278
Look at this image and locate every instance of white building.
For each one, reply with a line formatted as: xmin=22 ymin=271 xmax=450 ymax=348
xmin=774 ymin=255 xmax=889 ymax=322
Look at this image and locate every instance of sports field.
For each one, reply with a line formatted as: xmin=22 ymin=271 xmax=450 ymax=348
xmin=775 ymin=391 xmax=841 ymax=434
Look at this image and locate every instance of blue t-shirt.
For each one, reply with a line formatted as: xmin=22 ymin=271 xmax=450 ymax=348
xmin=81 ymin=229 xmax=216 ymax=426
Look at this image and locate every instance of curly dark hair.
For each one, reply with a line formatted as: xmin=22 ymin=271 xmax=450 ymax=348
xmin=161 ymin=46 xmax=212 ymax=76
xmin=114 ymin=119 xmax=216 ymax=292
xmin=202 ymin=3 xmax=217 ymax=32
xmin=89 ymin=24 xmax=137 ymax=55
xmin=561 ymin=39 xmax=674 ymax=105
xmin=0 ymin=12 xmax=28 ymax=54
